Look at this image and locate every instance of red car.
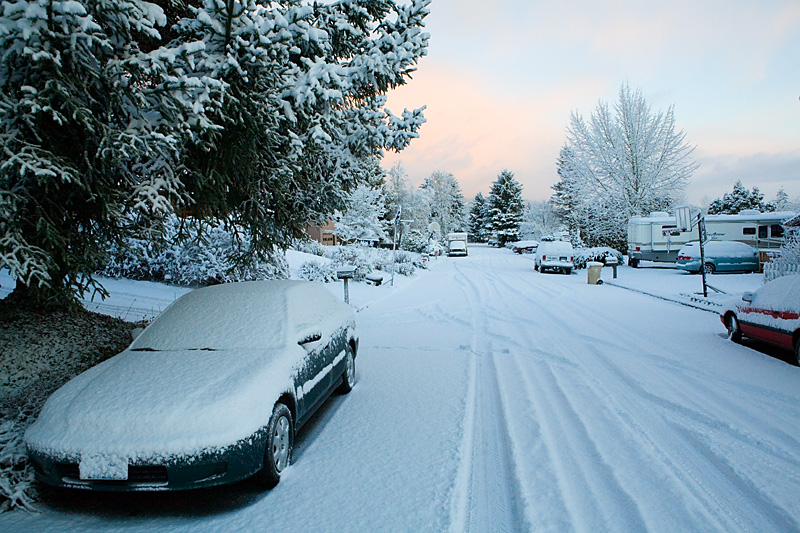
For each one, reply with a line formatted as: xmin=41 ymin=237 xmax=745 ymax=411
xmin=720 ymin=274 xmax=800 ymax=364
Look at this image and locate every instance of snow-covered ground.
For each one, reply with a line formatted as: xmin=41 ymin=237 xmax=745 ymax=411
xmin=3 ymin=245 xmax=799 ymax=532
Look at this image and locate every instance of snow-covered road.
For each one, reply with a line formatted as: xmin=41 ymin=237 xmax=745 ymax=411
xmin=4 ymin=246 xmax=800 ymax=532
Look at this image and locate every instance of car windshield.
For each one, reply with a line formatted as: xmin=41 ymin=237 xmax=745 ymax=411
xmin=130 ymin=283 xmax=290 ymax=351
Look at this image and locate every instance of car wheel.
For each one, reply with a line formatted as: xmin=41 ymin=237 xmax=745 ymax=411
xmin=258 ymin=402 xmax=293 ymax=488
xmin=703 ymin=262 xmax=715 ymax=274
xmin=337 ymin=346 xmax=356 ymax=394
xmin=726 ymin=314 xmax=742 ymax=343
xmin=534 ymin=264 xmax=539 ymax=271
xmin=564 ymin=268 xmax=572 ymax=275
xmin=629 ymin=258 xmax=639 ymax=268
xmin=795 ymin=338 xmax=800 ymax=366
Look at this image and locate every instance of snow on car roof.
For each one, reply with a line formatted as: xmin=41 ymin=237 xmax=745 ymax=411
xmin=131 ymin=280 xmax=348 ymax=350
xmin=678 ymin=241 xmax=756 ymax=258
xmin=754 ymin=274 xmax=800 ymax=313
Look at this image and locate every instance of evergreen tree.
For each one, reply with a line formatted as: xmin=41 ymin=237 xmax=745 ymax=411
xmin=774 ymin=187 xmax=794 ymax=211
xmin=468 ymin=193 xmax=492 ymax=243
xmin=707 ymin=181 xmax=776 ymax=214
xmin=0 ymin=0 xmax=431 ymax=307
xmin=488 ymin=170 xmax=524 ymax=246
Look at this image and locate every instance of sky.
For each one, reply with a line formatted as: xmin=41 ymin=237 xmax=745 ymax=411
xmin=382 ymin=0 xmax=800 ymax=207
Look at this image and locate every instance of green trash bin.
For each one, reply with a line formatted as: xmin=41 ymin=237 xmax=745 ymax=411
xmin=587 ymin=261 xmax=603 ymax=285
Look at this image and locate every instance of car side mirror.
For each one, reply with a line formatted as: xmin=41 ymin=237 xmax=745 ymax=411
xmin=298 ymin=332 xmax=323 ymax=348
xmin=742 ymin=292 xmax=753 ymax=303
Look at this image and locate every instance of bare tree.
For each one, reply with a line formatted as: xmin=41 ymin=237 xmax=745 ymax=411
xmin=556 ymin=83 xmax=697 ymax=249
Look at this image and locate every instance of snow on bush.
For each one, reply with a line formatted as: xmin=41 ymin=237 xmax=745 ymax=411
xmin=292 ymin=242 xmax=427 ymax=281
xmin=764 ymin=233 xmax=800 ymax=281
xmin=0 ymin=307 xmax=133 ymax=511
xmin=573 ymin=247 xmax=624 ymax=269
xmin=298 ymin=260 xmax=338 ymax=283
xmin=102 ymin=216 xmax=289 ymax=286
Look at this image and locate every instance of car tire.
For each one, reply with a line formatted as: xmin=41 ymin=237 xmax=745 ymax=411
xmin=794 ymin=338 xmax=800 ymax=366
xmin=726 ymin=314 xmax=742 ymax=343
xmin=564 ymin=268 xmax=572 ymax=275
xmin=258 ymin=402 xmax=293 ymax=488
xmin=337 ymin=346 xmax=356 ymax=394
xmin=534 ymin=264 xmax=539 ymax=271
xmin=629 ymin=258 xmax=639 ymax=268
xmin=703 ymin=262 xmax=715 ymax=274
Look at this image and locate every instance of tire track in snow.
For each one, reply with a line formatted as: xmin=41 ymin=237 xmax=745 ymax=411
xmin=496 ymin=261 xmax=798 ymax=531
xmin=448 ymin=261 xmax=528 ymax=532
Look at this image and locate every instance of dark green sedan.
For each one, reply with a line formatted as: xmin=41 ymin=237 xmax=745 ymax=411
xmin=25 ymin=281 xmax=358 ymax=491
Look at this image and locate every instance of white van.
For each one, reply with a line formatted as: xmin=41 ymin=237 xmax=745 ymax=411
xmin=534 ymin=241 xmax=575 ymax=274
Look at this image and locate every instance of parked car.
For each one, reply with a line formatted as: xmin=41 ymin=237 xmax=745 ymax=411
xmin=25 ymin=280 xmax=358 ymax=491
xmin=675 ymin=241 xmax=759 ymax=274
xmin=511 ymin=241 xmax=539 ymax=254
xmin=534 ymin=240 xmax=575 ymax=274
xmin=720 ymin=274 xmax=800 ymax=364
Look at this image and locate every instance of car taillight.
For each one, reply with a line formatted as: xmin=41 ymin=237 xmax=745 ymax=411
xmin=636 ymin=246 xmax=640 ymax=251
xmin=570 ymin=256 xmax=573 ymax=261
xmin=542 ymin=255 xmax=546 ymax=260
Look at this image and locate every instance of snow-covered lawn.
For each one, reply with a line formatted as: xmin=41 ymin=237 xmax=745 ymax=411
xmin=3 ymin=245 xmax=799 ymax=531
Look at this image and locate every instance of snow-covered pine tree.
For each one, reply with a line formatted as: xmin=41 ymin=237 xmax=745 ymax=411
xmin=488 ymin=170 xmax=524 ymax=246
xmin=0 ymin=0 xmax=431 ymax=307
xmin=174 ymin=0 xmax=429 ymax=259
xmin=774 ymin=188 xmax=792 ymax=211
xmin=468 ymin=193 xmax=491 ymax=243
xmin=0 ymin=0 xmax=221 ymax=307
xmin=708 ymin=180 xmax=777 ymax=214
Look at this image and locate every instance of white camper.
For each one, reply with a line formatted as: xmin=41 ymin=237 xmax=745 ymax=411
xmin=447 ymin=232 xmax=468 ymax=257
xmin=627 ymin=210 xmax=796 ymax=267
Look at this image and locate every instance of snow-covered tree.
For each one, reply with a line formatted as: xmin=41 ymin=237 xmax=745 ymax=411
xmin=468 ymin=193 xmax=492 ymax=243
xmin=384 ymin=161 xmax=413 ymax=229
xmin=557 ymin=83 xmax=697 ymax=250
xmin=0 ymin=0 xmax=222 ymax=306
xmin=1 ymin=0 xmax=431 ymax=307
xmin=707 ymin=181 xmax=776 ymax=214
xmin=488 ymin=170 xmax=524 ymax=246
xmin=520 ymin=200 xmax=561 ymax=241
xmin=419 ymin=171 xmax=465 ymax=238
xmin=333 ymin=184 xmax=387 ymax=244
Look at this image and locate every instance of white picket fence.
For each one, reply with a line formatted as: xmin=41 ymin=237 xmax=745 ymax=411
xmin=763 ymin=262 xmax=800 ymax=281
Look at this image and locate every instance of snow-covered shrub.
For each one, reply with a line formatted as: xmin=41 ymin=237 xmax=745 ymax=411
xmin=326 ymin=246 xmax=377 ymax=280
xmin=573 ymin=247 xmax=624 ymax=269
xmin=102 ymin=216 xmax=289 ymax=286
xmin=0 ymin=308 xmax=133 ymax=511
xmin=293 ymin=239 xmax=326 ymax=257
xmin=764 ymin=233 xmax=800 ymax=281
xmin=298 ymin=260 xmax=338 ymax=283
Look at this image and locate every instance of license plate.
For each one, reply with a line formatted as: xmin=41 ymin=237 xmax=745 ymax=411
xmin=79 ymin=454 xmax=128 ymax=480
xmin=560 ymin=256 xmax=568 ymax=261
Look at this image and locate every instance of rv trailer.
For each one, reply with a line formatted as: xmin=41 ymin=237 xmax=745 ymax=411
xmin=627 ymin=210 xmax=796 ymax=267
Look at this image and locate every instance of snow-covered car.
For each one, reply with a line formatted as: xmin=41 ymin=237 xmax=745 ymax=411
xmin=675 ymin=241 xmax=759 ymax=274
xmin=25 ymin=280 xmax=358 ymax=491
xmin=511 ymin=241 xmax=539 ymax=254
xmin=720 ymin=274 xmax=800 ymax=364
xmin=534 ymin=240 xmax=575 ymax=274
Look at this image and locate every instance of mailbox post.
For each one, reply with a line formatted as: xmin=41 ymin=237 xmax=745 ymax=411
xmin=336 ymin=265 xmax=357 ymax=304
